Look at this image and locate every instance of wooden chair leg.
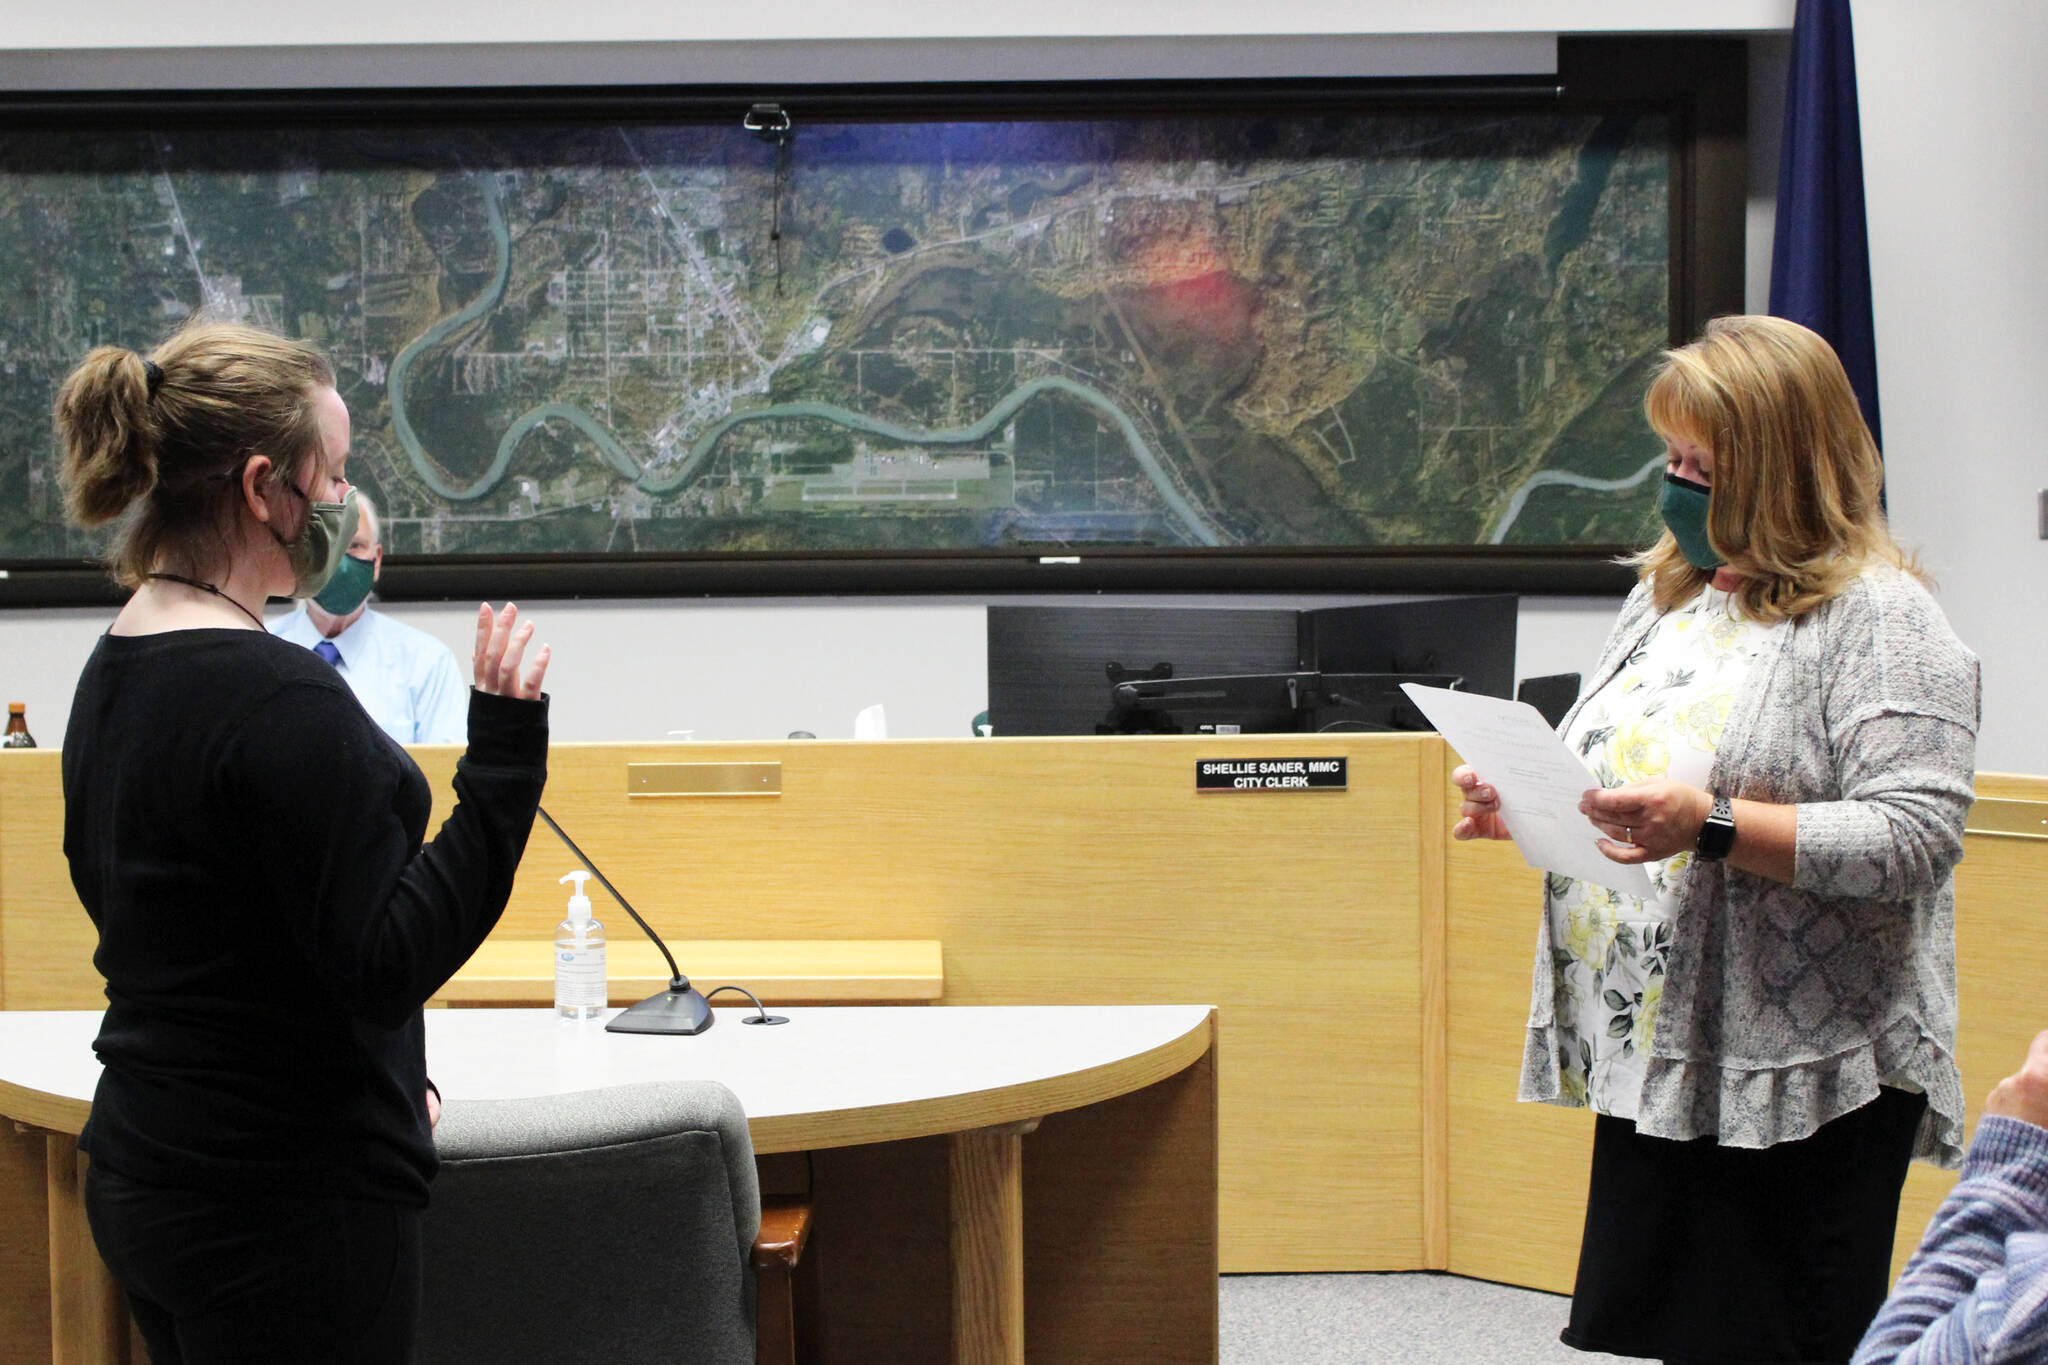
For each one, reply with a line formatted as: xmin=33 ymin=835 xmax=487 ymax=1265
xmin=793 ymin=1232 xmax=825 ymax=1365
xmin=753 ymin=1198 xmax=813 ymax=1365
xmin=755 ymin=1265 xmax=795 ymax=1365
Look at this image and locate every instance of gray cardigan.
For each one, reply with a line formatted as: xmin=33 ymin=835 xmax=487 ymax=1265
xmin=1520 ymin=566 xmax=1980 ymax=1167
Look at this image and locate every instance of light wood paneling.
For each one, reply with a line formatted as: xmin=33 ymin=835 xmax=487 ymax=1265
xmin=1890 ymin=771 xmax=2048 ymax=1276
xmin=0 ymin=735 xmax=1425 ymax=1273
xmin=431 ymin=938 xmax=943 ymax=1005
xmin=1439 ymin=742 xmax=1591 ymax=1293
xmin=806 ymin=1136 xmax=951 ymax=1362
xmin=0 ymin=755 xmax=92 ymax=1013
xmin=443 ymin=736 xmax=1422 ymax=1271
xmin=47 ymin=1142 xmax=127 ymax=1365
xmin=794 ymin=1043 xmax=1219 ymax=1365
xmin=1023 ymin=1036 xmax=1219 ymax=1364
xmin=0 ymin=1124 xmax=50 ymax=1357
xmin=740 ymin=1024 xmax=1219 ymax=1365
xmin=1417 ymin=749 xmax=1451 ymax=1270
xmin=12 ymin=736 xmax=2032 ymax=1296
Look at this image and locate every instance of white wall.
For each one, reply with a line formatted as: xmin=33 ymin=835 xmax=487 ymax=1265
xmin=1 ymin=1 xmax=1795 ymax=49
xmin=1854 ymin=1 xmax=2048 ymax=775
xmin=0 ymin=593 xmax=1622 ymax=749
xmin=19 ymin=2 xmax=2043 ymax=772
xmin=0 ymin=3 xmax=1790 ymax=88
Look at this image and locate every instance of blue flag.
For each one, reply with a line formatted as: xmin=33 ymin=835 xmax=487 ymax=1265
xmin=1769 ymin=0 xmax=1882 ymax=453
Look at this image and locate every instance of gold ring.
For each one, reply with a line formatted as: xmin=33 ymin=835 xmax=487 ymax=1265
xmin=1625 ymin=827 xmax=1634 ymax=843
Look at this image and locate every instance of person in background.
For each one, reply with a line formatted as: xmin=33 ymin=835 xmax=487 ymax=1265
xmin=1852 ymin=1030 xmax=2048 ymax=1364
xmin=53 ymin=319 xmax=551 ymax=1363
xmin=1451 ymin=315 xmax=1980 ymax=1364
xmin=269 ymin=488 xmax=468 ymax=745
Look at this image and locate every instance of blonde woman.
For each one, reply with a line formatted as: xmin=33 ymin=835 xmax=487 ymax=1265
xmin=1454 ymin=315 xmax=1979 ymax=1364
xmin=55 ymin=320 xmax=550 ymax=1363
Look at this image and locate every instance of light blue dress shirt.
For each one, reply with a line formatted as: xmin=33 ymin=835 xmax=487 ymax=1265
xmin=269 ymin=606 xmax=469 ymax=745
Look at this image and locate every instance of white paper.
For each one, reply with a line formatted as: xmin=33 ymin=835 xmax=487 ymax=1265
xmin=1400 ymin=683 xmax=1654 ymax=898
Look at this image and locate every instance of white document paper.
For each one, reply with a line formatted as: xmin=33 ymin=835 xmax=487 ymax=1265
xmin=1399 ymin=683 xmax=1654 ymax=898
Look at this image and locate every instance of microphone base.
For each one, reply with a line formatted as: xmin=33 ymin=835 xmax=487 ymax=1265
xmin=604 ymin=985 xmax=714 ymax=1035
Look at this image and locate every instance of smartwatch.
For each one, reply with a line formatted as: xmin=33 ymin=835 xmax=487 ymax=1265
xmin=1695 ymin=794 xmax=1737 ymax=862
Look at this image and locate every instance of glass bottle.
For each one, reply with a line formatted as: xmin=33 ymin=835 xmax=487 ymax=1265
xmin=2 ymin=704 xmax=33 ymax=749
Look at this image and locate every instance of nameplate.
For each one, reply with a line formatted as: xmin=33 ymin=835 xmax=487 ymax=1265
xmin=1196 ymin=757 xmax=1347 ymax=792
xmin=626 ymin=762 xmax=782 ymax=797
xmin=1967 ymin=798 xmax=2048 ymax=841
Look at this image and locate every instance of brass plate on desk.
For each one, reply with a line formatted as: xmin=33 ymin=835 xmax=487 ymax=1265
xmin=627 ymin=761 xmax=782 ymax=797
xmin=1967 ymin=797 xmax=2048 ymax=841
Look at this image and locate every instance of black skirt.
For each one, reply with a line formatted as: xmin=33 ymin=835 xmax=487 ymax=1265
xmin=1561 ymin=1086 xmax=1927 ymax=1365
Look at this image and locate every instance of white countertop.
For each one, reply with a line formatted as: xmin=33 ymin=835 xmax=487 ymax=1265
xmin=0 ymin=1004 xmax=1215 ymax=1152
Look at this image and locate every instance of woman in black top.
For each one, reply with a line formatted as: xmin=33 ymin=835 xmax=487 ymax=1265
xmin=54 ymin=320 xmax=551 ymax=1363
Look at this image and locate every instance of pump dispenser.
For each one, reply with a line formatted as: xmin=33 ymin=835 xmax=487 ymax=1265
xmin=554 ymin=870 xmax=607 ymax=1020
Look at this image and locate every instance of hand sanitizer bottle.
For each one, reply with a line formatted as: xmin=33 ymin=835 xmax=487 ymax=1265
xmin=554 ymin=870 xmax=607 ymax=1020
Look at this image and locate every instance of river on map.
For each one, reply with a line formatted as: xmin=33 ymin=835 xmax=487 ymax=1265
xmin=384 ymin=174 xmax=1226 ymax=547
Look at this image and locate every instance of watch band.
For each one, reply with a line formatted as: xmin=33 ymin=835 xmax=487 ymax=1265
xmin=1695 ymin=793 xmax=1737 ymax=861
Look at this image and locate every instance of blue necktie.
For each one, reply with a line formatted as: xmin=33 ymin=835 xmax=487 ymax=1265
xmin=313 ymin=640 xmax=343 ymax=668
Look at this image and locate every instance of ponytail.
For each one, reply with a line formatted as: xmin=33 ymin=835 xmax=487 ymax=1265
xmin=54 ymin=347 xmax=162 ymax=528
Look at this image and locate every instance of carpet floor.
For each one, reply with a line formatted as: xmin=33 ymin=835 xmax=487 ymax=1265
xmin=1221 ymin=1272 xmax=1638 ymax=1364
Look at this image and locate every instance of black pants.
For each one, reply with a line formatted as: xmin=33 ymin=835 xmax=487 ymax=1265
xmin=1561 ymin=1086 xmax=1927 ymax=1365
xmin=84 ymin=1164 xmax=422 ymax=1365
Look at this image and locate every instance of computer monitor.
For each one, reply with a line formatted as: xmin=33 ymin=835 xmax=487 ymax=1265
xmin=986 ymin=595 xmax=1519 ymax=736
xmin=1104 ymin=668 xmax=1466 ymax=735
xmin=1303 ymin=595 xmax=1518 ymax=700
xmin=986 ymin=606 xmax=1300 ymax=737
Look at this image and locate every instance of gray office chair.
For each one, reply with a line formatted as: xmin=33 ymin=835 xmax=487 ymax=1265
xmin=420 ymin=1079 xmax=790 ymax=1365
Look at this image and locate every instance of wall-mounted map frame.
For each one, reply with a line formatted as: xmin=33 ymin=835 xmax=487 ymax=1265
xmin=0 ymin=38 xmax=1743 ymax=607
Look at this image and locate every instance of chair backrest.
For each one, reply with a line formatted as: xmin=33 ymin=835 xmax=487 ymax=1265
xmin=419 ymin=1079 xmax=761 ymax=1365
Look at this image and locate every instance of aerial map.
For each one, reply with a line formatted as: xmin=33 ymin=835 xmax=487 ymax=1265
xmin=0 ymin=109 xmax=1671 ymax=562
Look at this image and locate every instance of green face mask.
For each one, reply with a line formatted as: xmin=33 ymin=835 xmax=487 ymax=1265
xmin=273 ymin=484 xmax=361 ymax=599
xmin=312 ymin=552 xmax=376 ymax=616
xmin=1658 ymin=473 xmax=1722 ymax=571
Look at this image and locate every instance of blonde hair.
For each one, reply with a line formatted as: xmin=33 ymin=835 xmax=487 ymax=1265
xmin=54 ymin=320 xmax=335 ymax=589
xmin=1632 ymin=314 xmax=1916 ymax=621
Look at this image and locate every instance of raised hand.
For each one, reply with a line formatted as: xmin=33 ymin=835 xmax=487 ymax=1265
xmin=472 ymin=602 xmax=551 ymax=700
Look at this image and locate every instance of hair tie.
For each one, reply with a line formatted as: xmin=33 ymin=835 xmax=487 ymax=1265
xmin=142 ymin=358 xmax=164 ymax=399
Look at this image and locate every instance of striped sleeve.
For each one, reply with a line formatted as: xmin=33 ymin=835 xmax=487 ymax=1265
xmin=1853 ymin=1117 xmax=2048 ymax=1364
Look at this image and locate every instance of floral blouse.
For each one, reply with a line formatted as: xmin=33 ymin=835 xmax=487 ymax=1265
xmin=1547 ymin=585 xmax=1779 ymax=1119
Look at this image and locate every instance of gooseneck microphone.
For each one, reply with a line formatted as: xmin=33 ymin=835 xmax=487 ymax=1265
xmin=535 ymin=806 xmax=714 ymax=1035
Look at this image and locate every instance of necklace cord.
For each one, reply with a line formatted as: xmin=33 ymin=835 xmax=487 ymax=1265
xmin=145 ymin=573 xmax=266 ymax=631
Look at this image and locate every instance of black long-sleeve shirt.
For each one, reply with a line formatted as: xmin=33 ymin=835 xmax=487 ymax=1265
xmin=63 ymin=627 xmax=547 ymax=1206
